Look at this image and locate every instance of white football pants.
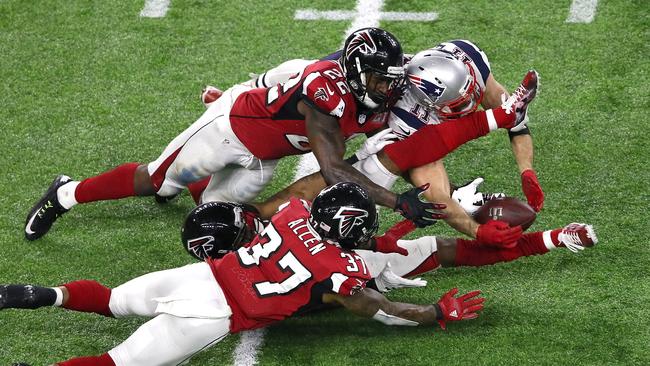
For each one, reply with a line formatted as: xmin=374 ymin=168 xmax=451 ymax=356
xmin=355 ymin=236 xmax=440 ymax=278
xmin=107 ymin=262 xmax=232 ymax=366
xmin=147 ymin=84 xmax=278 ymax=204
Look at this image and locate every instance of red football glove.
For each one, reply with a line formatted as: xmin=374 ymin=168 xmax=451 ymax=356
xmin=476 ymin=220 xmax=522 ymax=248
xmin=435 ymin=288 xmax=485 ymax=330
xmin=373 ymin=220 xmax=417 ymax=256
xmin=521 ymin=169 xmax=544 ymax=212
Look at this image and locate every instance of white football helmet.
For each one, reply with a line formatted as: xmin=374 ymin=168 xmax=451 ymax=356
xmin=406 ymin=49 xmax=483 ymax=119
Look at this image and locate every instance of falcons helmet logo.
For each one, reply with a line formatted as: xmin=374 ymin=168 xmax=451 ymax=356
xmin=345 ymin=29 xmax=377 ymax=61
xmin=186 ymin=235 xmax=215 ymax=260
xmin=333 ymin=207 xmax=369 ymax=238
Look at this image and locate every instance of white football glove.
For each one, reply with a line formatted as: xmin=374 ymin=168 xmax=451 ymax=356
xmin=354 ymin=129 xmax=398 ymax=161
xmin=374 ymin=262 xmax=427 ymax=292
xmin=451 ymin=177 xmax=506 ymax=215
xmin=501 ymin=92 xmax=530 ymax=132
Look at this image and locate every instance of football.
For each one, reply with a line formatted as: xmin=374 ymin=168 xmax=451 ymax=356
xmin=473 ymin=197 xmax=537 ymax=230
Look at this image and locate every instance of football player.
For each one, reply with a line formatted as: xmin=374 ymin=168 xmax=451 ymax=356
xmin=25 ymin=27 xmax=447 ymax=241
xmin=4 ymin=183 xmax=484 ymax=366
xmin=199 ymin=40 xmax=540 ymax=248
xmin=180 ymin=198 xmax=598 ymax=291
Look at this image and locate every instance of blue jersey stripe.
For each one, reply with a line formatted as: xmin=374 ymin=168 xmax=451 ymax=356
xmin=450 ymin=40 xmax=490 ymax=84
xmin=321 ymin=50 xmax=342 ymax=61
xmin=391 ymin=107 xmax=426 ymax=130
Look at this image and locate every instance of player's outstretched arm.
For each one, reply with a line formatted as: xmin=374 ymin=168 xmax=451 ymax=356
xmin=254 ymin=171 xmax=327 ymax=219
xmin=299 ymin=101 xmax=443 ymax=227
xmin=299 ymin=100 xmax=396 ymax=208
xmin=485 ymin=75 xmax=544 ymax=212
xmin=409 ymin=161 xmax=480 ymax=238
xmin=322 ymin=287 xmax=484 ymax=329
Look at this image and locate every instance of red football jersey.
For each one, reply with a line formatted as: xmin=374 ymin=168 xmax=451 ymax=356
xmin=208 ymin=198 xmax=372 ymax=333
xmin=229 ymin=60 xmax=386 ymax=160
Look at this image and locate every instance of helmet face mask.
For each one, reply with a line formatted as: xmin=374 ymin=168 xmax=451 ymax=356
xmin=341 ymin=27 xmax=405 ymax=112
xmin=181 ymin=202 xmax=262 ymax=260
xmin=309 ymin=182 xmax=379 ymax=250
xmin=406 ymin=50 xmax=483 ymax=119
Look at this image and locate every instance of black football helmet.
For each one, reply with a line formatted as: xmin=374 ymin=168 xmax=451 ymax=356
xmin=340 ymin=27 xmax=405 ymax=112
xmin=181 ymin=201 xmax=263 ymax=260
xmin=309 ymin=182 xmax=379 ymax=250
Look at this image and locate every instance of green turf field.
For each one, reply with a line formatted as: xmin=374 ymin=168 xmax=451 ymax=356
xmin=1 ymin=0 xmax=648 ymax=365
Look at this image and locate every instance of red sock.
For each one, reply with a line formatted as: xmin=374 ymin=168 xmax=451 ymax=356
xmin=188 ymin=177 xmax=210 ymax=204
xmin=58 ymin=353 xmax=115 ymax=366
xmin=62 ymin=280 xmax=113 ymax=317
xmin=75 ymin=163 xmax=140 ymax=203
xmin=455 ymin=231 xmax=549 ymax=267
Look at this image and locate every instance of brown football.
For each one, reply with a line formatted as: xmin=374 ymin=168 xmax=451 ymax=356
xmin=473 ymin=197 xmax=537 ymax=230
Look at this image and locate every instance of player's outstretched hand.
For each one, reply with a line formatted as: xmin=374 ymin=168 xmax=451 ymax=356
xmin=476 ymin=220 xmax=523 ymax=248
xmin=395 ymin=184 xmax=447 ymax=228
xmin=521 ymin=169 xmax=544 ymax=212
xmin=435 ymin=288 xmax=485 ymax=330
xmin=373 ymin=219 xmax=417 ymax=255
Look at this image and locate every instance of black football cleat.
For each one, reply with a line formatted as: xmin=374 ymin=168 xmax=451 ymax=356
xmin=0 ymin=284 xmax=57 ymax=310
xmin=12 ymin=363 xmax=32 ymax=366
xmin=24 ymin=175 xmax=72 ymax=241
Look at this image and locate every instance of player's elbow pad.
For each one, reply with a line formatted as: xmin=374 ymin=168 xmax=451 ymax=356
xmin=372 ymin=309 xmax=419 ymax=326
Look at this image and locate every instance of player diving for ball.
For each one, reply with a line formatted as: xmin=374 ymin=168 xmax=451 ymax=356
xmin=25 ymin=29 xmax=538 ymax=245
xmin=195 ymin=39 xmax=542 ymax=248
xmin=179 ymin=198 xmax=598 ymax=294
xmin=25 ymin=28 xmax=446 ymax=241
xmin=5 ymin=183 xmax=485 ymax=366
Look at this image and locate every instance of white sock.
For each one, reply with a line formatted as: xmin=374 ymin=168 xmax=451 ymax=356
xmin=57 ymin=181 xmax=80 ymax=210
xmin=542 ymin=230 xmax=557 ymax=251
xmin=52 ymin=287 xmax=64 ymax=307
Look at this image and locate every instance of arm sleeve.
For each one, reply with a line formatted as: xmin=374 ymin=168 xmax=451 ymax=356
xmin=384 ymin=110 xmax=492 ymax=171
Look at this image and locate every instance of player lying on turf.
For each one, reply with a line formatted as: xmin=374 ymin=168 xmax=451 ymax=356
xmin=3 ymin=183 xmax=483 ymax=366
xmin=180 ymin=199 xmax=599 ymax=291
xmin=195 ymin=40 xmax=541 ymax=247
xmin=25 ymin=27 xmax=445 ymax=241
xmin=208 ymin=39 xmax=544 ymax=211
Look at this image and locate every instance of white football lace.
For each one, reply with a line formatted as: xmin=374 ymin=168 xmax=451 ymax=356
xmin=559 ymin=224 xmax=597 ymax=253
xmin=502 ymin=83 xmax=527 ymax=115
xmin=559 ymin=230 xmax=584 ymax=253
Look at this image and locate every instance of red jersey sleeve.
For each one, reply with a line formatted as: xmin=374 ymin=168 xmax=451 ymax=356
xmin=328 ymin=272 xmax=368 ymax=296
xmin=302 ymin=73 xmax=347 ymax=118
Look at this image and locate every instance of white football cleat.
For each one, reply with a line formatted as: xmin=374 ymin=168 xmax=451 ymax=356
xmin=201 ymin=85 xmax=223 ymax=108
xmin=558 ymin=223 xmax=598 ymax=253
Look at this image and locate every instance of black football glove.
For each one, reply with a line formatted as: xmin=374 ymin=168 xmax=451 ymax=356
xmin=394 ymin=184 xmax=447 ymax=228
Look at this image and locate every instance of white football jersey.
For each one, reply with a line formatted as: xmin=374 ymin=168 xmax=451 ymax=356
xmin=388 ymin=39 xmax=492 ymax=139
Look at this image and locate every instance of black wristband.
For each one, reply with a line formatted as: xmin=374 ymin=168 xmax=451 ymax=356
xmin=508 ymin=126 xmax=531 ymax=140
xmin=433 ymin=303 xmax=443 ymax=320
xmin=345 ymin=154 xmax=360 ymax=165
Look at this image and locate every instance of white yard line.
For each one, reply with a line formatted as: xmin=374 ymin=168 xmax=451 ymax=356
xmin=233 ymin=328 xmax=267 ymax=366
xmin=295 ymin=10 xmax=437 ymax=22
xmin=140 ymin=0 xmax=171 ymax=18
xmin=566 ymin=0 xmax=599 ymax=23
